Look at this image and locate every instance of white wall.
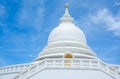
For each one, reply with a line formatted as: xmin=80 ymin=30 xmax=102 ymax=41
xmin=28 ymin=68 xmax=114 ymax=79
xmin=0 ymin=72 xmax=19 ymax=79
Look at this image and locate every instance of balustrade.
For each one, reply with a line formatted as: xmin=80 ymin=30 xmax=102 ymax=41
xmin=0 ymin=63 xmax=33 ymax=74
xmin=1 ymin=59 xmax=119 ymax=79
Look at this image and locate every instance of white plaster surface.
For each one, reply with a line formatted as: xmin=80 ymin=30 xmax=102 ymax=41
xmin=29 ymin=69 xmax=114 ymax=79
xmin=0 ymin=73 xmax=19 ymax=79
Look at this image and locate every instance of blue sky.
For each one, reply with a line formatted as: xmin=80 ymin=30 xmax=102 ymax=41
xmin=0 ymin=0 xmax=120 ymax=67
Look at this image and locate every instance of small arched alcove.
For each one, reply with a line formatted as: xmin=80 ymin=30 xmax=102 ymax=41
xmin=64 ymin=53 xmax=73 ymax=58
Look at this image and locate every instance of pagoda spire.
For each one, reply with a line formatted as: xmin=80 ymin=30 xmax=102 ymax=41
xmin=65 ymin=3 xmax=69 ymax=15
xmin=60 ymin=4 xmax=74 ymax=23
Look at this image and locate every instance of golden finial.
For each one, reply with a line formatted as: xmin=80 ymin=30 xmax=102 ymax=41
xmin=65 ymin=3 xmax=68 ymax=8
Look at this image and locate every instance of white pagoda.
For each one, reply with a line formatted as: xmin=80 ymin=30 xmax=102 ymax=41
xmin=0 ymin=4 xmax=120 ymax=79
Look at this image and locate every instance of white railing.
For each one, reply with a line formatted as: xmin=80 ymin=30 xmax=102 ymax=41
xmin=14 ymin=59 xmax=120 ymax=79
xmin=0 ymin=63 xmax=33 ymax=74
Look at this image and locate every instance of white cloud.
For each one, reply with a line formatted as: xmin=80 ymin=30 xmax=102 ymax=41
xmin=17 ymin=0 xmax=45 ymax=32
xmin=90 ymin=8 xmax=120 ymax=37
xmin=0 ymin=5 xmax=9 ymax=33
xmin=0 ymin=56 xmax=7 ymax=67
xmin=0 ymin=5 xmax=5 ymax=17
xmin=28 ymin=54 xmax=34 ymax=58
xmin=114 ymin=1 xmax=120 ymax=6
xmin=0 ymin=5 xmax=7 ymax=20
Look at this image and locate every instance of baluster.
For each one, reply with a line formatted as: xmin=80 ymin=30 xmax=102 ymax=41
xmin=20 ymin=65 xmax=23 ymax=71
xmin=53 ymin=60 xmax=55 ymax=68
xmin=71 ymin=60 xmax=73 ymax=68
xmin=9 ymin=67 xmax=11 ymax=72
xmin=44 ymin=60 xmax=47 ymax=68
xmin=80 ymin=60 xmax=83 ymax=68
xmin=15 ymin=66 xmax=17 ymax=72
xmin=23 ymin=65 xmax=25 ymax=70
xmin=4 ymin=68 xmax=6 ymax=73
xmin=17 ymin=66 xmax=20 ymax=72
xmin=0 ymin=68 xmax=1 ymax=73
xmin=7 ymin=67 xmax=9 ymax=73
xmin=0 ymin=68 xmax=2 ymax=73
xmin=62 ymin=60 xmax=64 ymax=68
xmin=89 ymin=60 xmax=92 ymax=68
xmin=13 ymin=66 xmax=15 ymax=72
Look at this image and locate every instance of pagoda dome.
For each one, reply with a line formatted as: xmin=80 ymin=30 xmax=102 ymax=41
xmin=48 ymin=4 xmax=86 ymax=44
xmin=48 ymin=22 xmax=86 ymax=44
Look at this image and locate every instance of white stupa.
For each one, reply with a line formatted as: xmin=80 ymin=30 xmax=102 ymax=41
xmin=0 ymin=4 xmax=120 ymax=79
